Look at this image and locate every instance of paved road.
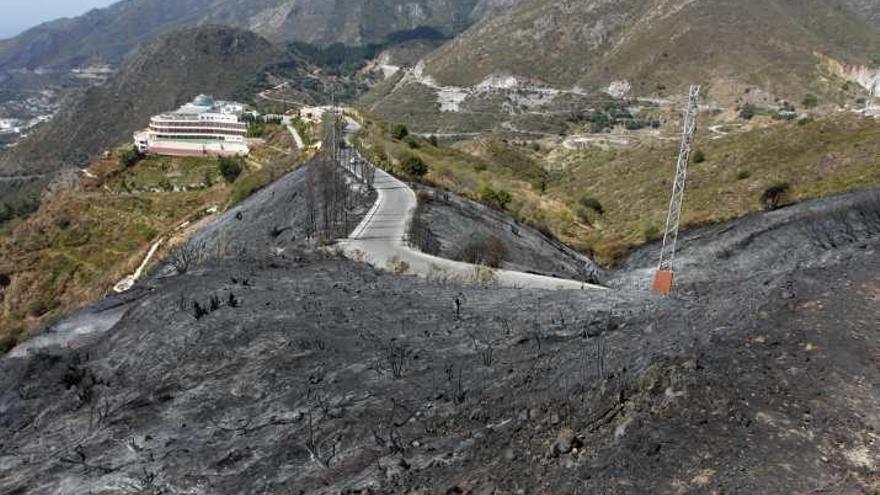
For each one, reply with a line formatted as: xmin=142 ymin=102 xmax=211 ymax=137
xmin=337 ymin=119 xmax=603 ymax=291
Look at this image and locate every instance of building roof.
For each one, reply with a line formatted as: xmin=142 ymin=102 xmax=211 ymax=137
xmin=193 ymin=94 xmax=215 ymax=108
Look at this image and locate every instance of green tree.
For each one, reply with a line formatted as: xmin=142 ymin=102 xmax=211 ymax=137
xmin=218 ymin=156 xmax=243 ymax=184
xmin=402 ymin=156 xmax=428 ymax=178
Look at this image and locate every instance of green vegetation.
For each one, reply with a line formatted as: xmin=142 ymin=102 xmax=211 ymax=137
xmin=479 ymin=186 xmax=513 ymax=210
xmin=580 ymin=196 xmax=605 ymax=215
xmin=119 ymin=146 xmax=143 ymax=168
xmin=0 ymin=124 xmax=302 ymax=353
xmin=359 ymin=112 xmax=880 ymax=265
xmin=218 ymin=157 xmax=244 ymax=183
xmin=802 ymin=94 xmax=820 ymax=109
xmin=402 ymin=156 xmax=428 ymax=178
xmin=392 ymin=124 xmax=410 ymax=140
xmin=692 ymin=150 xmax=706 ymax=163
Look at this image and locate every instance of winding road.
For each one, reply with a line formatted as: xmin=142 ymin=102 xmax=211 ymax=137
xmin=337 ymin=118 xmax=603 ymax=291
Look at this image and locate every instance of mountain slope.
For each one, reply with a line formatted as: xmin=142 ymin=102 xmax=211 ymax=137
xmin=0 ymin=26 xmax=279 ymax=177
xmin=423 ymin=0 xmax=880 ymax=97
xmin=0 ymin=0 xmax=520 ymax=71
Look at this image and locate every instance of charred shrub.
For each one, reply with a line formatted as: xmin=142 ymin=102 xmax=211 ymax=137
xmin=455 ymin=235 xmax=507 ymax=268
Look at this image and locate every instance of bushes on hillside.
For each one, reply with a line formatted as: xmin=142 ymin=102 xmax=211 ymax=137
xmin=761 ymin=182 xmax=790 ymax=211
xmin=391 ymin=124 xmax=409 ymax=140
xmin=802 ymin=94 xmax=819 ymax=109
xmin=692 ymin=150 xmax=706 ymax=163
xmin=218 ymin=156 xmax=243 ymax=183
xmin=739 ymin=103 xmax=756 ymax=120
xmin=402 ymin=156 xmax=428 ymax=178
xmin=580 ymin=196 xmax=605 ymax=215
xmin=119 ymin=146 xmax=143 ymax=168
xmin=479 ymin=185 xmax=513 ymax=210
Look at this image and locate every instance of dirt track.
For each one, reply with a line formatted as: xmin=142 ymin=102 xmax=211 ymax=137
xmin=1 ymin=158 xmax=878 ymax=493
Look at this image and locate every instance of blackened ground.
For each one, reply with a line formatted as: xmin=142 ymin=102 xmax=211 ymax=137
xmin=410 ymin=185 xmax=603 ymax=283
xmin=0 ymin=171 xmax=878 ymax=493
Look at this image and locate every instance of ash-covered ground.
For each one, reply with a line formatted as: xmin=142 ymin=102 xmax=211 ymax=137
xmin=1 ymin=158 xmax=879 ymax=494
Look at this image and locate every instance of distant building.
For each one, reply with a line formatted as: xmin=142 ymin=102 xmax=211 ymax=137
xmin=133 ymin=95 xmax=250 ymax=157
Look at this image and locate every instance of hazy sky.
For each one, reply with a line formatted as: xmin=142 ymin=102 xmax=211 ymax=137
xmin=0 ymin=0 xmax=118 ymax=39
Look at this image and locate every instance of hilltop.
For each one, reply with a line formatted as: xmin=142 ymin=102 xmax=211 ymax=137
xmin=0 ymin=0 xmax=519 ymax=71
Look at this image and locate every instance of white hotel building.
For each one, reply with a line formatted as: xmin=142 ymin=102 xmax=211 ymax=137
xmin=134 ymin=95 xmax=250 ymax=157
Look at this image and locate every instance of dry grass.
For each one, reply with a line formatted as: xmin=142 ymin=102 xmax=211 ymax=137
xmin=360 ymin=112 xmax=880 ymax=266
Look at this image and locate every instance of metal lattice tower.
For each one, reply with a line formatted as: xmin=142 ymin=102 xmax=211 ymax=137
xmin=654 ymin=84 xmax=701 ymax=293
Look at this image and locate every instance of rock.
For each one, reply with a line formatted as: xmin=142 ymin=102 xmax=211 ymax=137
xmin=503 ymin=448 xmax=515 ymax=460
xmin=528 ymin=408 xmax=541 ymax=421
xmin=550 ymin=413 xmax=560 ymax=425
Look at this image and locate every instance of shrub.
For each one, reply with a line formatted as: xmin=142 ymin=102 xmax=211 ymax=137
xmin=391 ymin=124 xmax=409 ymax=140
xmin=761 ymin=182 xmax=790 ymax=211
xmin=736 ymin=170 xmax=751 ymax=180
xmin=479 ymin=186 xmax=512 ymax=210
xmin=739 ymin=103 xmax=756 ymax=120
xmin=402 ymin=156 xmax=428 ymax=178
xmin=580 ymin=196 xmax=605 ymax=214
xmin=802 ymin=94 xmax=819 ymax=109
xmin=692 ymin=150 xmax=706 ymax=163
xmin=218 ymin=157 xmax=243 ymax=184
xmin=119 ymin=146 xmax=142 ymax=168
xmin=429 ymin=135 xmax=439 ymax=147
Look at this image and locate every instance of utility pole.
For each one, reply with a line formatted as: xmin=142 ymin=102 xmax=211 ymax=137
xmin=654 ymin=84 xmax=701 ymax=295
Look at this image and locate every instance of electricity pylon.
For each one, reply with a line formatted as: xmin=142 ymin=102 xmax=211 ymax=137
xmin=654 ymin=84 xmax=701 ymax=294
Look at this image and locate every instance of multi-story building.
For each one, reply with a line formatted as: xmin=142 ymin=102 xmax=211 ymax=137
xmin=133 ymin=95 xmax=250 ymax=157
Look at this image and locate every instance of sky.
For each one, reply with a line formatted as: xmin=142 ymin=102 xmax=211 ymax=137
xmin=0 ymin=0 xmax=118 ymax=39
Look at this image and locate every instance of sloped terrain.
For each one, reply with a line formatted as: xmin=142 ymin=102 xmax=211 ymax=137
xmin=423 ymin=0 xmax=880 ymax=99
xmin=1 ymin=143 xmax=878 ymax=492
xmin=410 ymin=184 xmax=602 ymax=281
xmin=0 ymin=0 xmax=519 ymax=71
xmin=0 ymin=26 xmax=278 ymax=178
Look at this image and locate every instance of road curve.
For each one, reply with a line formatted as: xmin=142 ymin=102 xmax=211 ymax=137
xmin=337 ymin=131 xmax=603 ymax=291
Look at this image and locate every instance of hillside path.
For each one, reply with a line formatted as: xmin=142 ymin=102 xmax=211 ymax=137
xmin=337 ymin=118 xmax=603 ymax=291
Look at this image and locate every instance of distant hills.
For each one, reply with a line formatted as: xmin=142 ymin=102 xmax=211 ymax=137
xmin=0 ymin=0 xmax=519 ymax=70
xmin=422 ymin=0 xmax=880 ymax=98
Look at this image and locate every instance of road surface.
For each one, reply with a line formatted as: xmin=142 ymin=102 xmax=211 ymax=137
xmin=337 ymin=119 xmax=603 ymax=291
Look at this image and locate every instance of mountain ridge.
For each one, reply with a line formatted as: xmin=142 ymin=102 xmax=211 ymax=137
xmin=0 ymin=0 xmax=522 ymax=71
